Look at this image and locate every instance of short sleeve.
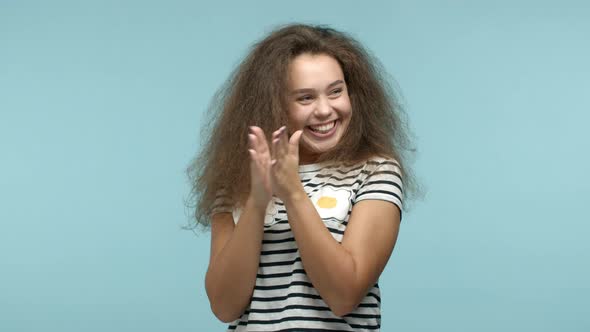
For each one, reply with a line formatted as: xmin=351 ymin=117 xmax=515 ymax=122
xmin=354 ymin=158 xmax=403 ymax=216
xmin=209 ymin=188 xmax=234 ymax=216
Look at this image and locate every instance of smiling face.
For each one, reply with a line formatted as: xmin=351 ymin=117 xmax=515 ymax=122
xmin=286 ymin=53 xmax=352 ymax=164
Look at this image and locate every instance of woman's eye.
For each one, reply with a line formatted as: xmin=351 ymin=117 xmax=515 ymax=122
xmin=331 ymin=88 xmax=342 ymax=95
xmin=297 ymin=95 xmax=313 ymax=102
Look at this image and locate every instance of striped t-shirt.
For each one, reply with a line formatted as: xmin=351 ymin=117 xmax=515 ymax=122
xmin=215 ymin=156 xmax=403 ymax=331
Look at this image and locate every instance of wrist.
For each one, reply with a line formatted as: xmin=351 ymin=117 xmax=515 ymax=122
xmin=282 ymin=186 xmax=307 ymax=206
xmin=246 ymin=195 xmax=269 ymax=215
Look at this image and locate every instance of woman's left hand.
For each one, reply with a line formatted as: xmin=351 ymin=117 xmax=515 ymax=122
xmin=270 ymin=126 xmax=304 ymax=201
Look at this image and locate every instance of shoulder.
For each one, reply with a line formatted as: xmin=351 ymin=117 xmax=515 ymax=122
xmin=363 ymin=155 xmax=402 ymax=174
xmin=317 ymin=156 xmax=402 ymax=183
xmin=353 ymin=155 xmax=404 ymax=214
xmin=328 ymin=156 xmax=402 ymax=180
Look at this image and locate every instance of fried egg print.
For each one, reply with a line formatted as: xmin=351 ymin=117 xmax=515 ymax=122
xmin=311 ymin=187 xmax=352 ymax=222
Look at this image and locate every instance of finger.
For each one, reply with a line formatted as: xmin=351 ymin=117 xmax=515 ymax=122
xmin=271 ymin=126 xmax=283 ymax=142
xmin=248 ymin=133 xmax=257 ymax=150
xmin=251 ymin=126 xmax=270 ymax=154
xmin=248 ymin=148 xmax=257 ymax=162
xmin=271 ymin=135 xmax=280 ymax=164
xmin=270 ymin=126 xmax=284 ymax=161
xmin=249 ymin=125 xmax=260 ymax=139
xmin=249 ymin=126 xmax=261 ymax=148
xmin=288 ymin=130 xmax=303 ymax=156
xmin=257 ymin=127 xmax=271 ymax=154
xmin=280 ymin=127 xmax=289 ymax=160
xmin=280 ymin=126 xmax=289 ymax=155
xmin=249 ymin=133 xmax=266 ymax=156
xmin=273 ymin=126 xmax=287 ymax=159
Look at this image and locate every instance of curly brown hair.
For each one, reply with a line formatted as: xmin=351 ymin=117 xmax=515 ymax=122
xmin=186 ymin=23 xmax=418 ymax=229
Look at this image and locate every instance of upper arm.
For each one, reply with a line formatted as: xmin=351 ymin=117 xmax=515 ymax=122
xmin=341 ymin=199 xmax=401 ymax=298
xmin=209 ymin=213 xmax=235 ymax=264
xmin=340 ymin=158 xmax=403 ymax=299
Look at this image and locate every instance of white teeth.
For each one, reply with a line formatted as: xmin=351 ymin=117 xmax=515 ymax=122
xmin=309 ymin=121 xmax=335 ymax=133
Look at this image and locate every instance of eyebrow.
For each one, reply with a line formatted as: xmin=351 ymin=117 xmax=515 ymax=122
xmin=290 ymin=80 xmax=344 ymax=95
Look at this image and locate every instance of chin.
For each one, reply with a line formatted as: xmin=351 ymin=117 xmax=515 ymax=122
xmin=301 ymin=138 xmax=340 ymax=155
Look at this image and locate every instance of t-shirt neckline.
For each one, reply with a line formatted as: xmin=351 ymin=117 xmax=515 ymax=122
xmin=298 ymin=162 xmax=324 ymax=173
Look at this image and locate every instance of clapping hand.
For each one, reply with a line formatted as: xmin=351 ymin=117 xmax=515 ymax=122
xmin=247 ymin=126 xmax=303 ymax=208
xmin=270 ymin=126 xmax=303 ymax=201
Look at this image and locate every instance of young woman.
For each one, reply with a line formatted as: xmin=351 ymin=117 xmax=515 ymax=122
xmin=187 ymin=23 xmax=417 ymax=331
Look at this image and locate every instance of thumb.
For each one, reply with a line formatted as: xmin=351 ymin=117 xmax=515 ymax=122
xmin=289 ymin=130 xmax=303 ymax=154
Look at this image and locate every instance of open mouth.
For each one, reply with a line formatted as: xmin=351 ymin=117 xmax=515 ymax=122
xmin=307 ymin=120 xmax=337 ymax=135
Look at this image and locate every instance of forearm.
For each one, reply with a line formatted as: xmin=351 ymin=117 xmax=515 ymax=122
xmin=283 ymin=189 xmax=361 ymax=316
xmin=205 ymin=198 xmax=266 ymax=321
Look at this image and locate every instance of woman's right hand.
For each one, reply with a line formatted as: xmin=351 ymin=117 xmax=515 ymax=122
xmin=247 ymin=126 xmax=272 ymax=210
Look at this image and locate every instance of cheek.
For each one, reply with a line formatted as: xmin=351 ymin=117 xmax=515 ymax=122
xmin=336 ymin=101 xmax=352 ymax=118
xmin=334 ymin=94 xmax=352 ymax=110
xmin=288 ymin=106 xmax=311 ymax=129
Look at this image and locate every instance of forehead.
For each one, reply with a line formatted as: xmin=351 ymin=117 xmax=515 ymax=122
xmin=288 ymin=53 xmax=344 ymax=88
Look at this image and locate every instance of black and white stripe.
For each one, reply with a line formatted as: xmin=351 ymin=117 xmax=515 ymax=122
xmin=218 ymin=157 xmax=402 ymax=331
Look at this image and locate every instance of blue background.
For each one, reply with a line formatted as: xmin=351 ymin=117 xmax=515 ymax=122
xmin=1 ymin=0 xmax=589 ymax=331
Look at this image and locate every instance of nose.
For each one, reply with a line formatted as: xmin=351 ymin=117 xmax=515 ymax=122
xmin=313 ymin=96 xmax=332 ymax=118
